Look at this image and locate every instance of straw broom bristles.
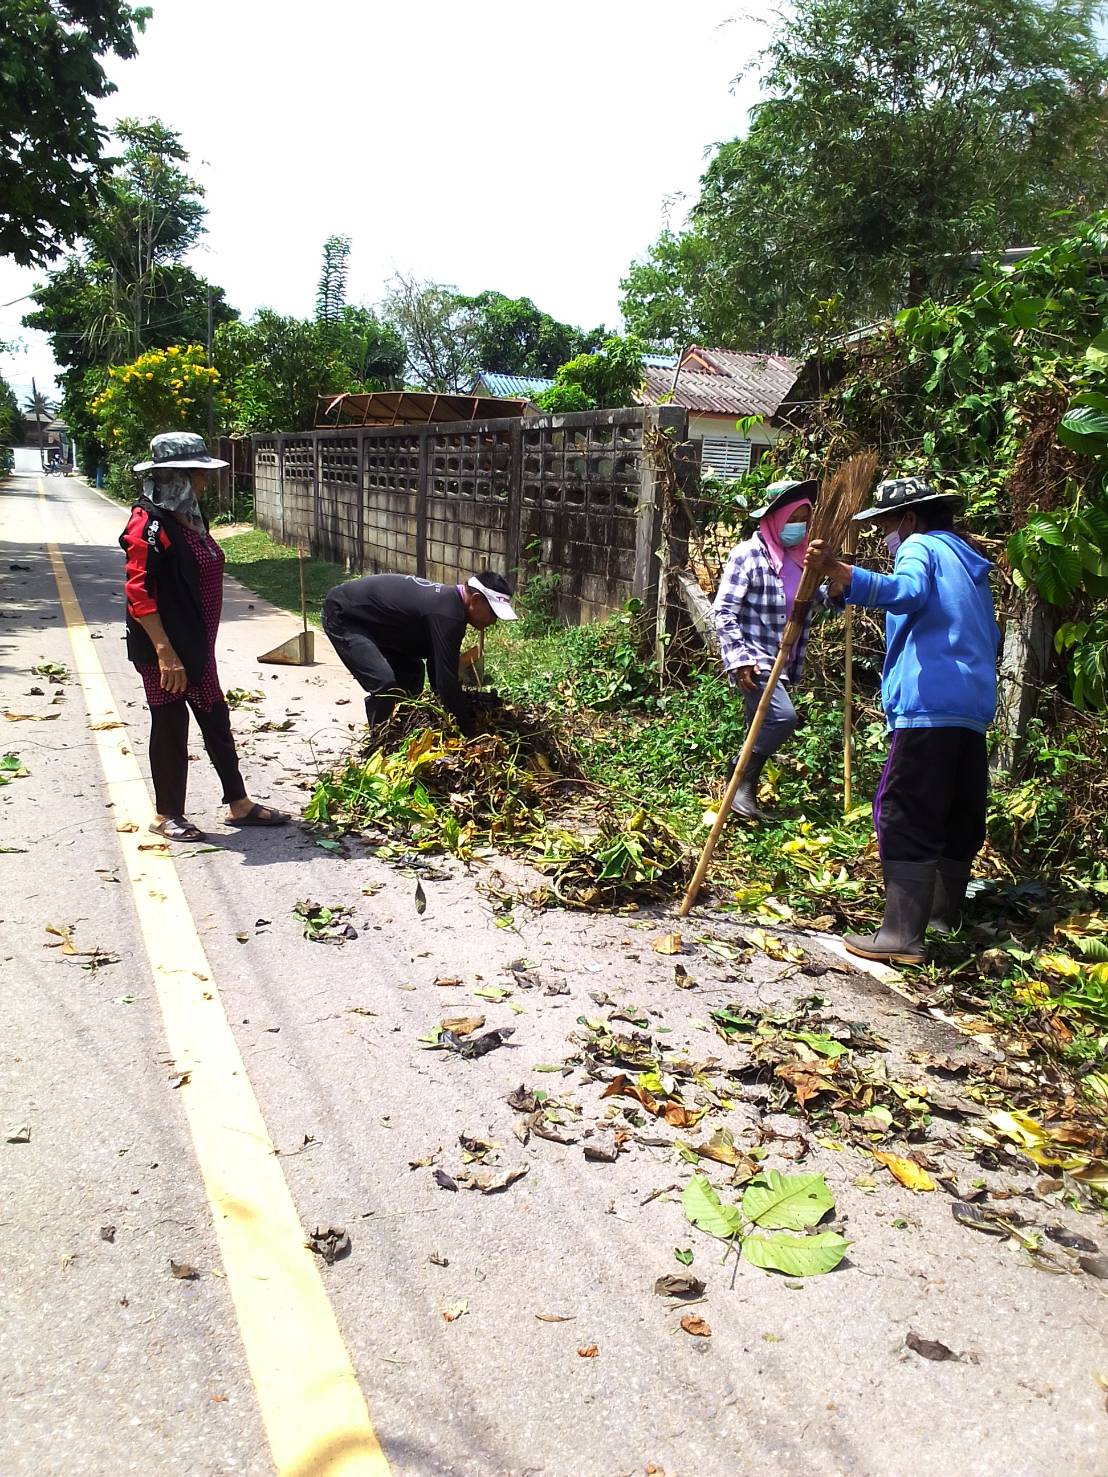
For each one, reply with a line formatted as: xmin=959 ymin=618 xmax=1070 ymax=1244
xmin=677 ymin=450 xmax=880 ymax=917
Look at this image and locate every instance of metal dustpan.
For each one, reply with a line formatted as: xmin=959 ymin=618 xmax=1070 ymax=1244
xmin=258 ymin=550 xmax=315 ymax=666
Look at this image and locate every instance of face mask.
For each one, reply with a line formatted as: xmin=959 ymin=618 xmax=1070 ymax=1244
xmin=885 ymin=518 xmax=908 ymax=557
xmin=780 ymin=522 xmax=807 ymax=548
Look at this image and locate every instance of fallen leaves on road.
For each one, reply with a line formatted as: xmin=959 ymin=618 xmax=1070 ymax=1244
xmin=3 ymin=710 xmax=59 ymax=721
xmin=169 ymin=1260 xmax=199 ymax=1280
xmin=440 ymin=1015 xmax=485 ymax=1037
xmin=89 ymin=720 xmax=123 ymax=731
xmin=873 ymin=1151 xmax=935 ymax=1192
xmin=43 ymin=922 xmax=120 ymax=969
xmin=652 ymin=933 xmax=684 ymax=955
xmin=0 ymin=752 xmax=28 ymax=785
xmin=654 ymin=1274 xmax=705 ymax=1298
xmin=293 ymin=899 xmax=356 ymax=944
xmin=906 ymin=1331 xmax=959 ymax=1362
xmin=680 ymin=1315 xmax=712 ymax=1338
xmin=535 ymin=1311 xmax=575 ymax=1322
xmin=306 ymin=1226 xmax=350 ymax=1264
xmin=414 ymin=880 xmax=427 ymax=916
xmin=442 ymin=1300 xmax=468 ymax=1322
xmin=5 ymin=1122 xmax=31 ymax=1143
xmin=577 ymin=1344 xmax=598 ymax=1358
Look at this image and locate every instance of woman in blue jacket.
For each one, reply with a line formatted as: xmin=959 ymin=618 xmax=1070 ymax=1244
xmin=807 ymin=477 xmax=1001 ymax=965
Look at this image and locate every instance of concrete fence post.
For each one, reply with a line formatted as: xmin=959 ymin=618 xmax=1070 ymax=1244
xmin=416 ymin=430 xmax=430 ymax=577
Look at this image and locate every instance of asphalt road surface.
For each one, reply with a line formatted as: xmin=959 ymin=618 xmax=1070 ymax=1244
xmin=1 ymin=470 xmax=1105 ymax=1477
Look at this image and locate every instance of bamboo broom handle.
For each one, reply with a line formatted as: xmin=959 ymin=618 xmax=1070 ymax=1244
xmin=843 ymin=607 xmax=854 ymax=812
xmin=841 ymin=525 xmax=858 ymax=814
xmin=678 ymin=602 xmax=809 ymax=917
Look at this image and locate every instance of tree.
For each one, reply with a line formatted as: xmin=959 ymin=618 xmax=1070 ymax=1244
xmin=379 ymin=273 xmax=481 ymax=391
xmin=90 ymin=344 xmax=223 ymax=473
xmin=533 ymin=335 xmax=646 ymax=412
xmin=24 ymin=117 xmax=234 ymax=471
xmin=316 ymin=235 xmax=352 ymax=325
xmin=456 ymin=290 xmax=604 ymax=376
xmin=0 ymin=1 xmax=150 ymax=265
xmin=330 ymin=305 xmax=405 ymax=389
xmin=621 ymin=0 xmax=1108 ymax=351
xmin=0 ymin=373 xmax=25 ymax=445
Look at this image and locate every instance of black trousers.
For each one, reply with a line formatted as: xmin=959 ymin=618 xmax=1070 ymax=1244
xmin=322 ymin=609 xmax=425 ymax=721
xmin=873 ymin=727 xmax=988 ymax=864
xmin=148 ymin=698 xmax=246 ymax=817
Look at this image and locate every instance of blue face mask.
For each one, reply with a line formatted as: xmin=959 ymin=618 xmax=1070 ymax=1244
xmin=780 ymin=522 xmax=807 ymax=548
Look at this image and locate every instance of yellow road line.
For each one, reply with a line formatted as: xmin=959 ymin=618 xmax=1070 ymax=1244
xmin=40 ymin=483 xmax=389 ymax=1477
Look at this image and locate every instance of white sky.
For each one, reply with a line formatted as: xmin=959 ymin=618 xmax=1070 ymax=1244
xmin=0 ymin=0 xmax=767 ymax=405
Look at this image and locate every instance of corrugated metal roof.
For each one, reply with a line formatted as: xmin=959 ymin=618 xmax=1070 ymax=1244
xmin=472 ymin=371 xmax=554 ymax=398
xmin=639 ymin=356 xmax=801 ymax=418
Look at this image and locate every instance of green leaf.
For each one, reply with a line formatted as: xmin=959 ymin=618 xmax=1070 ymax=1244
xmin=787 ymin=1030 xmax=848 ymax=1059
xmin=1058 ymin=406 xmax=1108 ymax=454
xmin=741 ymin=1170 xmax=835 ymax=1230
xmin=742 ymin=1231 xmax=850 ymax=1277
xmin=682 ymin=1174 xmax=742 ymax=1239
xmin=474 ymin=985 xmax=511 ymax=1002
xmin=674 ymin=1247 xmax=694 ymax=1266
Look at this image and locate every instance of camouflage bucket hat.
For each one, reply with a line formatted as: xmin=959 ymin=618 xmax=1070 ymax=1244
xmin=854 ymin=476 xmax=961 ymax=522
xmin=133 ymin=431 xmax=228 ymax=473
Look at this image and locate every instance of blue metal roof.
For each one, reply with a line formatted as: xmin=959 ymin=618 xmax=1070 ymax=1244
xmin=473 ymin=372 xmax=555 ymax=399
xmin=641 ymin=353 xmax=680 ymax=370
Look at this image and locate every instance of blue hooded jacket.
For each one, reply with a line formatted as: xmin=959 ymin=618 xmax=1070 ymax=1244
xmin=846 ymin=531 xmax=1000 ymax=733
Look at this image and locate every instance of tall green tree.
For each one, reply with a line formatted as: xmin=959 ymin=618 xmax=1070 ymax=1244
xmin=622 ymin=0 xmax=1108 ymax=351
xmin=0 ymin=373 xmax=25 ymax=444
xmin=25 ymin=118 xmax=235 ymax=469
xmin=380 ymin=273 xmax=480 ymax=391
xmin=533 ymin=335 xmax=646 ymax=412
xmin=0 ymin=1 xmax=150 ymax=265
xmin=316 ymin=234 xmax=352 ymax=325
xmin=456 ymin=290 xmax=604 ymax=376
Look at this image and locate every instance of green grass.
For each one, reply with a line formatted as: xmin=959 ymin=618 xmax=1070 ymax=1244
xmin=214 ymin=527 xmax=348 ymax=625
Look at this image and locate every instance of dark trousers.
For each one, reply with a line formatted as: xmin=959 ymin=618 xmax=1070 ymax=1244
xmin=148 ymin=699 xmax=246 ymax=817
xmin=874 ymin=727 xmax=988 ymax=864
xmin=323 ymin=608 xmax=425 ymax=723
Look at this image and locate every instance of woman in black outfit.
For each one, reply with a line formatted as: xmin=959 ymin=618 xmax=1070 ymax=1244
xmin=121 ymin=432 xmax=289 ymax=842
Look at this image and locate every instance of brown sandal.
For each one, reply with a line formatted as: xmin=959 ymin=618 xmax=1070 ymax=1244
xmin=226 ymin=803 xmax=289 ymax=828
xmin=150 ymin=816 xmax=206 ymax=843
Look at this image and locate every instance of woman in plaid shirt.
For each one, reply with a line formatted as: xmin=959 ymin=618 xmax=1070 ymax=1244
xmin=712 ymin=479 xmax=821 ymax=820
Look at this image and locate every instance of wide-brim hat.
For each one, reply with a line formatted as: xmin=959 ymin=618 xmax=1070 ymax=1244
xmin=467 ymin=575 xmax=518 ymax=621
xmin=854 ymin=476 xmax=961 ymax=523
xmin=133 ymin=431 xmax=228 ymax=473
xmin=750 ymin=478 xmax=819 ymax=520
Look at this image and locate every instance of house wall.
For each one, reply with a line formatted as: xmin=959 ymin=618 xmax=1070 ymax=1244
xmin=251 ymin=406 xmax=687 ymax=624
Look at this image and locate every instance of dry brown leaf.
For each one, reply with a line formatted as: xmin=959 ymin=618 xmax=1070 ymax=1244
xmin=577 ymin=1344 xmax=599 ymax=1358
xmin=662 ymin=1101 xmax=706 ymax=1129
xmin=874 ymin=1150 xmax=936 ymax=1192
xmin=440 ymin=1015 xmax=485 ymax=1036
xmin=89 ymin=720 xmax=124 ymax=731
xmin=601 ymin=1073 xmax=660 ymax=1115
xmin=651 ymin=933 xmax=684 ymax=956
xmin=3 ymin=710 xmax=60 ymax=722
xmin=442 ymin=1300 xmax=468 ymax=1322
xmin=115 ymin=820 xmax=139 ymax=833
xmin=433 ymin=976 xmax=464 ymax=988
xmin=169 ymin=1260 xmax=199 ymax=1280
xmin=535 ymin=1311 xmax=575 ymax=1322
xmin=680 ymin=1315 xmax=712 ymax=1338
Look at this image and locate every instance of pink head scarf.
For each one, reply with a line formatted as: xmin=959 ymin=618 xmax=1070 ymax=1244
xmin=757 ymin=496 xmax=812 ymax=616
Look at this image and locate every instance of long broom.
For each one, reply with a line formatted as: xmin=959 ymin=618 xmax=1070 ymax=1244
xmin=842 ymin=521 xmax=859 ymax=813
xmin=678 ymin=450 xmax=879 ymax=917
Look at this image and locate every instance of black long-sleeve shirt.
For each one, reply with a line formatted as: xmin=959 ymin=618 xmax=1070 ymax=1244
xmin=323 ymin=573 xmax=473 ymax=731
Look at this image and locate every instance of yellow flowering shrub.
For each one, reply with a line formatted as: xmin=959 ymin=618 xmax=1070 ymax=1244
xmin=90 ymin=345 xmax=228 ymax=476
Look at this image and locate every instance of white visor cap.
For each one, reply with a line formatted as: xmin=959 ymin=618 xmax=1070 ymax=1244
xmin=467 ymin=575 xmax=518 ymax=621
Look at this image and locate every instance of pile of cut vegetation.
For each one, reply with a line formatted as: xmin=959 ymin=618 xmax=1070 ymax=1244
xmin=303 ymin=697 xmax=690 ymax=910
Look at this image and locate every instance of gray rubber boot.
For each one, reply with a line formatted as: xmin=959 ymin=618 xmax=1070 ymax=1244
xmin=845 ymin=860 xmax=937 ymax=966
xmin=730 ymin=752 xmax=770 ymax=821
xmin=930 ymin=858 xmax=971 ymax=935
